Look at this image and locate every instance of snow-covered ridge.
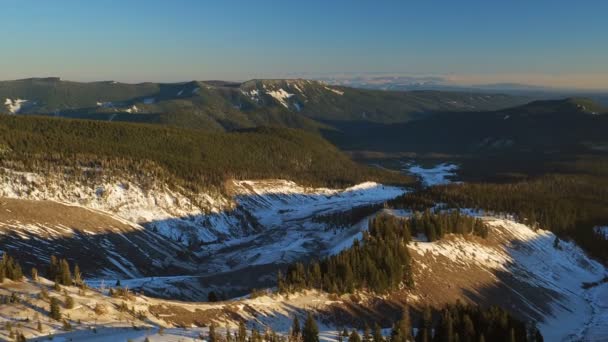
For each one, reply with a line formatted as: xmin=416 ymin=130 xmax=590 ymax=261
xmin=0 ymin=170 xmax=403 ymax=246
xmin=324 ymin=86 xmax=344 ymax=95
xmin=407 ymin=215 xmax=608 ymax=342
xmin=0 ymin=169 xmax=237 ymax=243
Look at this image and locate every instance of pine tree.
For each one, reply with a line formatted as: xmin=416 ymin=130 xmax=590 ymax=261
xmin=238 ymin=321 xmax=247 ymax=342
xmin=416 ymin=306 xmax=432 ymax=342
xmin=303 ymin=312 xmax=319 ymax=342
xmin=251 ymin=328 xmax=262 ymax=342
xmin=291 ymin=315 xmax=301 ymax=338
xmin=363 ymin=325 xmax=371 ymax=342
xmin=209 ymin=322 xmax=217 ymax=342
xmin=398 ymin=308 xmax=412 ymax=342
xmin=461 ymin=314 xmax=475 ymax=342
xmin=553 ymin=236 xmax=560 ymax=249
xmin=16 ymin=331 xmax=26 ymax=342
xmin=226 ymin=329 xmax=234 ymax=342
xmin=73 ymin=264 xmax=82 ymax=285
xmin=349 ymin=330 xmax=361 ymax=342
xmin=65 ymin=294 xmax=75 ymax=309
xmin=373 ymin=323 xmax=383 ymax=342
xmin=50 ymin=297 xmax=62 ymax=320
xmin=60 ymin=258 xmax=72 ymax=286
xmin=437 ymin=309 xmax=453 ymax=342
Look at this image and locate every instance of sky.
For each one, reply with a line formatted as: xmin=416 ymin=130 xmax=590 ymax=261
xmin=1 ymin=0 xmax=607 ymax=89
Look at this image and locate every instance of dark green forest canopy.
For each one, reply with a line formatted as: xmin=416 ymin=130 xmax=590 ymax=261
xmin=0 ymin=115 xmax=411 ymax=192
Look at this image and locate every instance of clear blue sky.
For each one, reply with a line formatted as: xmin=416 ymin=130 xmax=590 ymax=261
xmin=1 ymin=0 xmax=607 ymax=88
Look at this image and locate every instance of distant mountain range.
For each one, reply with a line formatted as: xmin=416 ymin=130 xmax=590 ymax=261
xmin=0 ymin=77 xmax=530 ymax=131
xmin=2 ymin=77 xmax=608 ymax=156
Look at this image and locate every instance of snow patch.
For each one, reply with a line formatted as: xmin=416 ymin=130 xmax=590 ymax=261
xmin=125 ymin=105 xmax=139 ymax=113
xmin=266 ymin=88 xmax=295 ymax=108
xmin=96 ymin=101 xmax=114 ymax=108
xmin=324 ymin=86 xmax=344 ymax=95
xmin=4 ymin=98 xmax=29 ymax=114
xmin=405 ymin=162 xmax=458 ymax=186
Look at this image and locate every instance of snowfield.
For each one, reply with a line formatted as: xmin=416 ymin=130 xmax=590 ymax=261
xmin=404 ymin=162 xmax=458 ymax=186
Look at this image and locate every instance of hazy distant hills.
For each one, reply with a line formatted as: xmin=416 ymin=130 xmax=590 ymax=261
xmin=0 ymin=77 xmax=530 ymax=131
xmin=326 ymin=97 xmax=608 ymax=154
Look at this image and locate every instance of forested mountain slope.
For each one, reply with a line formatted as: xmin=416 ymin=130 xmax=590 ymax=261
xmin=0 ymin=115 xmax=408 ymax=193
xmin=326 ymin=98 xmax=608 ymax=153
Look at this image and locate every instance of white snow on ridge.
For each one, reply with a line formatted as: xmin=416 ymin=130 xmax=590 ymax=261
xmin=408 ymin=215 xmax=608 ymax=342
xmin=241 ymin=89 xmax=260 ymax=102
xmin=125 ymin=105 xmax=139 ymax=113
xmin=266 ymin=88 xmax=295 ymax=108
xmin=4 ymin=98 xmax=29 ymax=114
xmin=324 ymin=86 xmax=344 ymax=95
xmin=96 ymin=101 xmax=114 ymax=108
xmin=405 ymin=162 xmax=458 ymax=186
xmin=233 ymin=180 xmax=404 ymax=229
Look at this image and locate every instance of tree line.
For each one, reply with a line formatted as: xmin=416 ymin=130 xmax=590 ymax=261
xmin=406 ymin=209 xmax=488 ymax=241
xmin=279 ymin=213 xmax=414 ymax=294
xmin=289 ymin=304 xmax=542 ymax=342
xmin=47 ymin=256 xmax=82 ymax=286
xmin=312 ymin=203 xmax=384 ymax=230
xmin=0 ymin=253 xmax=23 ymax=283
